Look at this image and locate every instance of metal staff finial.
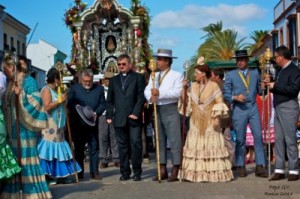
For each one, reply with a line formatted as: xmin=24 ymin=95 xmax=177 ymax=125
xmin=55 ymin=61 xmax=65 ymax=103
xmin=183 ymin=61 xmax=190 ymax=79
xmin=264 ymin=48 xmax=272 ymax=61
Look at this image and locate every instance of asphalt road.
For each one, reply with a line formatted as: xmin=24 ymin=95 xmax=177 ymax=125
xmin=50 ymin=155 xmax=300 ymax=199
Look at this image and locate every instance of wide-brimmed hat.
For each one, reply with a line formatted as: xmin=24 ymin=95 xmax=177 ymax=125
xmin=152 ymin=49 xmax=177 ymax=59
xmin=231 ymin=50 xmax=251 ymax=58
xmin=75 ymin=105 xmax=96 ymax=126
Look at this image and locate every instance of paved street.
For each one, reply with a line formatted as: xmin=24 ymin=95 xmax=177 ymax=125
xmin=50 ymin=153 xmax=300 ymax=199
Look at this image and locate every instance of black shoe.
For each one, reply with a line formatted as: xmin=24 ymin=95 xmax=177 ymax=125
xmin=255 ymin=165 xmax=268 ymax=178
xmin=100 ymin=163 xmax=108 ymax=169
xmin=237 ymin=166 xmax=247 ymax=177
xmin=90 ymin=173 xmax=102 ymax=180
xmin=269 ymin=173 xmax=285 ymax=181
xmin=287 ymin=174 xmax=299 ymax=181
xmin=133 ymin=175 xmax=141 ymax=181
xmin=119 ymin=175 xmax=130 ymax=181
xmin=78 ymin=173 xmax=84 ymax=180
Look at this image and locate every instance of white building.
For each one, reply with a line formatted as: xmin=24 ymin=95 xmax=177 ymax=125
xmin=0 ymin=4 xmax=29 ymax=61
xmin=27 ymin=39 xmax=67 ymax=89
xmin=27 ymin=39 xmax=67 ymax=72
xmin=0 ymin=4 xmax=46 ymax=90
xmin=272 ymin=0 xmax=299 ymax=59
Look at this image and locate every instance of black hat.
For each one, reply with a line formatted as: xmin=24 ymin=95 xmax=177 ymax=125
xmin=231 ymin=50 xmax=251 ymax=58
xmin=75 ymin=105 xmax=96 ymax=126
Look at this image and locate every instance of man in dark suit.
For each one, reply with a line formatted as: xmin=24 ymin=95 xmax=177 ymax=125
xmin=106 ymin=54 xmax=146 ymax=181
xmin=265 ymin=45 xmax=300 ymax=181
xmin=224 ymin=50 xmax=267 ymax=178
xmin=67 ymin=69 xmax=106 ymax=180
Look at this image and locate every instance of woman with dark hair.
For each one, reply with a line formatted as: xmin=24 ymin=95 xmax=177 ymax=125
xmin=1 ymin=55 xmax=52 ymax=198
xmin=37 ymin=68 xmax=81 ymax=185
xmin=179 ymin=63 xmax=233 ymax=182
xmin=0 ymin=56 xmax=21 ymax=191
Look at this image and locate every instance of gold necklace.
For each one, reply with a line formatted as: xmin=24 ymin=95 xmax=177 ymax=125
xmin=158 ymin=68 xmax=171 ymax=86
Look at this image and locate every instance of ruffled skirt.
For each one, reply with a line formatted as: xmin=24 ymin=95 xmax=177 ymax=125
xmin=181 ymin=126 xmax=234 ymax=182
xmin=0 ymin=144 xmax=21 ymax=180
xmin=37 ymin=139 xmax=81 ymax=178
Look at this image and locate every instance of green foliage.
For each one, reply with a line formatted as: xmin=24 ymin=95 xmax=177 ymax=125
xmin=197 ymin=21 xmax=246 ymax=62
xmin=244 ymin=30 xmax=269 ymax=54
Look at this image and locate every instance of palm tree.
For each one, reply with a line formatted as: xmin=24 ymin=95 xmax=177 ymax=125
xmin=197 ymin=21 xmax=246 ymax=61
xmin=245 ymin=30 xmax=268 ymax=54
xmin=201 ymin=21 xmax=223 ymax=39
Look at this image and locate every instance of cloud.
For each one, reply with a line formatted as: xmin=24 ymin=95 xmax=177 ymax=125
xmin=150 ymin=34 xmax=179 ymax=48
xmin=152 ymin=3 xmax=267 ymax=31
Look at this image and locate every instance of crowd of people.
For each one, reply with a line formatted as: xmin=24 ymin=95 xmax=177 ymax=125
xmin=0 ymin=45 xmax=300 ymax=198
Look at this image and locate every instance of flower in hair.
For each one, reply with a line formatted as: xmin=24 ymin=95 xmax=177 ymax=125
xmin=197 ymin=56 xmax=205 ymax=65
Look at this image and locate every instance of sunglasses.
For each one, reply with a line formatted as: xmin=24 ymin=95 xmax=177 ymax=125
xmin=117 ymin=63 xmax=127 ymax=66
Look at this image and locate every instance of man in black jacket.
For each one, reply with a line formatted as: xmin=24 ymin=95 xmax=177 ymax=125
xmin=265 ymin=45 xmax=300 ymax=181
xmin=106 ymin=54 xmax=145 ymax=181
xmin=67 ymin=69 xmax=106 ymax=180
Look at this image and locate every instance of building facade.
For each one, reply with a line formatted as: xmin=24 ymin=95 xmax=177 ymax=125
xmin=272 ymin=0 xmax=299 ymax=60
xmin=27 ymin=39 xmax=67 ymax=89
xmin=27 ymin=40 xmax=67 ymax=72
xmin=0 ymin=4 xmax=30 ymax=63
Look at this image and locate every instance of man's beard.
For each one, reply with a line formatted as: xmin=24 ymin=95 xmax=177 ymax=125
xmin=83 ymin=85 xmax=92 ymax=90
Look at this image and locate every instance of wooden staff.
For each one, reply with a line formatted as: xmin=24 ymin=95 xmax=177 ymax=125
xmin=149 ymin=59 xmax=161 ymax=183
xmin=179 ymin=61 xmax=189 ymax=182
xmin=56 ymin=62 xmax=79 ymax=183
xmin=14 ymin=54 xmax=23 ymax=199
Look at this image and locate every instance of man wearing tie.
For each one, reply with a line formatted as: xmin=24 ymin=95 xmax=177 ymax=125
xmin=224 ymin=50 xmax=267 ymax=178
xmin=106 ymin=54 xmax=145 ymax=181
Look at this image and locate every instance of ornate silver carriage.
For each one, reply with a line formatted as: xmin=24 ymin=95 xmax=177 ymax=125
xmin=65 ymin=0 xmax=150 ymax=75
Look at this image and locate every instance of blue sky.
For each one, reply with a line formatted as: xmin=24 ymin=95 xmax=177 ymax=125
xmin=1 ymin=0 xmax=278 ymax=72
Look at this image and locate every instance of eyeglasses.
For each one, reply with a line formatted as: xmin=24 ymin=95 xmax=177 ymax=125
xmin=117 ymin=63 xmax=127 ymax=66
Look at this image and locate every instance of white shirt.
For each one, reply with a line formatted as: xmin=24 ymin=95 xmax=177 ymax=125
xmin=102 ymin=86 xmax=108 ymax=115
xmin=144 ymin=69 xmax=183 ymax=105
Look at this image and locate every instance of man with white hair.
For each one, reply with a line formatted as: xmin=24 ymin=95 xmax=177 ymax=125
xmin=67 ymin=69 xmax=106 ymax=180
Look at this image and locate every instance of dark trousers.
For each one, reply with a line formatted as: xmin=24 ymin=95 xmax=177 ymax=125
xmin=73 ymin=124 xmax=99 ymax=176
xmin=114 ymin=122 xmax=142 ymax=177
xmin=98 ymin=115 xmax=119 ymax=163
